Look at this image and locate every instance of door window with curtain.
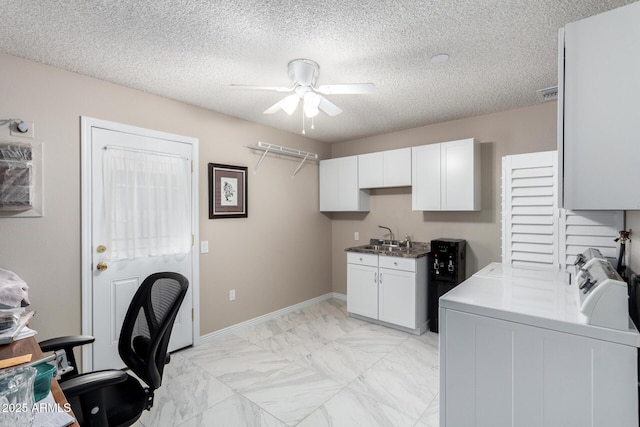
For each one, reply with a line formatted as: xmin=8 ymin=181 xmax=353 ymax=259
xmin=102 ymin=146 xmax=191 ymax=261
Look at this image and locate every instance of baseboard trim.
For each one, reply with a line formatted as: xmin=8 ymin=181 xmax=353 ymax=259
xmin=197 ymin=292 xmax=345 ymax=345
xmin=331 ymin=292 xmax=346 ymax=301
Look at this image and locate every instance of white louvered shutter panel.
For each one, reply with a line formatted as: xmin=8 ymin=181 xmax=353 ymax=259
xmin=502 ymin=151 xmax=559 ymax=268
xmin=502 ymin=150 xmax=624 ymax=270
xmin=559 ymin=210 xmax=623 ymax=268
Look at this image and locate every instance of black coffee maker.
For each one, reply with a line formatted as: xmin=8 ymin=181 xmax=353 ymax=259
xmin=428 ymin=238 xmax=466 ymax=332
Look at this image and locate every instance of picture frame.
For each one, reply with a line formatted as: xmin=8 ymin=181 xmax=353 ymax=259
xmin=208 ymin=163 xmax=248 ymax=219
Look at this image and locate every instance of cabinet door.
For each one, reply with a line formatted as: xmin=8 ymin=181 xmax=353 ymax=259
xmin=441 ymin=139 xmax=480 ymax=211
xmin=337 ymin=156 xmax=368 ymax=210
xmin=562 ymin=2 xmax=640 ymax=209
xmin=412 ymin=144 xmax=441 ymax=210
xmin=358 ymin=152 xmax=384 ymax=189
xmin=320 ymin=157 xmax=369 ymax=212
xmin=378 ymin=267 xmax=416 ymax=328
xmin=319 ymin=159 xmax=338 ymax=211
xmin=383 ymin=148 xmax=411 ymax=187
xmin=347 ymin=263 xmax=379 ymax=318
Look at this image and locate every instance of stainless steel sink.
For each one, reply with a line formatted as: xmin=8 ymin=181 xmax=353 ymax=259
xmin=362 ymin=244 xmax=404 ymax=252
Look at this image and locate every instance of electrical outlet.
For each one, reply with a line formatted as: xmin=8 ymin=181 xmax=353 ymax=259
xmin=229 ymin=289 xmax=236 ymax=301
xmin=354 ymin=232 xmax=359 ymax=241
xmin=10 ymin=121 xmax=34 ymax=139
xmin=200 ymin=240 xmax=209 ymax=253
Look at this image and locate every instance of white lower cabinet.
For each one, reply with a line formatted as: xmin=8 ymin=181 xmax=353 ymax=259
xmin=378 ymin=267 xmax=415 ymax=328
xmin=347 ymin=252 xmax=427 ymax=333
xmin=346 ymin=253 xmax=379 ymax=319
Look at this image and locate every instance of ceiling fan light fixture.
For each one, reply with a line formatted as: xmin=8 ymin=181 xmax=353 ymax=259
xmin=281 ymin=95 xmax=300 ymax=115
xmin=303 ymin=92 xmax=321 ymax=118
xmin=235 ymin=58 xmax=373 ymax=121
xmin=304 ymin=104 xmax=319 ymax=118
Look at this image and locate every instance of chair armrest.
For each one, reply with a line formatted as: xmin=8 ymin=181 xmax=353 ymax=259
xmin=39 ymin=335 xmax=95 ymax=381
xmin=39 ymin=335 xmax=95 ymax=352
xmin=60 ymin=370 xmax=128 ymax=397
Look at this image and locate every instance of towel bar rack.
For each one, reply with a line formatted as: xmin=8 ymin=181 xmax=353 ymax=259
xmin=245 ymin=141 xmax=319 ymax=177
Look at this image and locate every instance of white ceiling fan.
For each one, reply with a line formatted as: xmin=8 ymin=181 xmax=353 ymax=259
xmin=231 ymin=59 xmax=375 ymax=121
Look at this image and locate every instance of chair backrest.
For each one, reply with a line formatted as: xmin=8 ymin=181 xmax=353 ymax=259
xmin=118 ymin=272 xmax=189 ymax=391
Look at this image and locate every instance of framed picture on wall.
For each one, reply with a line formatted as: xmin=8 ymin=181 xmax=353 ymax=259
xmin=208 ymin=163 xmax=248 ymax=219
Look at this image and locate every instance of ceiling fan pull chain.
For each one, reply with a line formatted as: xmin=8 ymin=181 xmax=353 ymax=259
xmin=301 ymin=109 xmax=306 ymax=135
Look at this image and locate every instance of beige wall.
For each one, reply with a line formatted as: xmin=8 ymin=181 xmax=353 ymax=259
xmin=0 ymin=53 xmax=332 ymax=340
xmin=1 ymin=51 xmax=585 ymax=342
xmin=329 ymin=102 xmax=558 ymax=294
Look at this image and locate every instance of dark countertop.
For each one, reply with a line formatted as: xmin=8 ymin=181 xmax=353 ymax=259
xmin=345 ymin=242 xmax=430 ymax=259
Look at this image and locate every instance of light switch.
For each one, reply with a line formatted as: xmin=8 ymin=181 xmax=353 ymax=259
xmin=200 ymin=240 xmax=209 ymax=253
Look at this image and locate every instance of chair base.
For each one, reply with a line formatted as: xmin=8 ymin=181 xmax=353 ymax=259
xmin=71 ymin=375 xmax=147 ymax=427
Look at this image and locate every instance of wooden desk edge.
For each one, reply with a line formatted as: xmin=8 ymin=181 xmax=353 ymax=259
xmin=0 ymin=337 xmax=80 ymax=427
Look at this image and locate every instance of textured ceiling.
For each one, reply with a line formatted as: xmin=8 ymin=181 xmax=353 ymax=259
xmin=0 ymin=0 xmax=636 ymax=143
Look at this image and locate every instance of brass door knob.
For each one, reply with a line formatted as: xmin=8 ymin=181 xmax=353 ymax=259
xmin=96 ymin=262 xmax=108 ymax=271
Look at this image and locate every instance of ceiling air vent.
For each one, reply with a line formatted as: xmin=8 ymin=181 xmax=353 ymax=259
xmin=537 ymin=86 xmax=558 ymax=102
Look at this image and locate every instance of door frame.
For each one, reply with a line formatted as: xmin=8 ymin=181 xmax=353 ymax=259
xmin=80 ymin=116 xmax=200 ymax=372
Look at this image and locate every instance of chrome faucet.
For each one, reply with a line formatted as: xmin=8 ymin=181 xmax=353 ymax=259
xmin=378 ymin=225 xmax=394 ymax=242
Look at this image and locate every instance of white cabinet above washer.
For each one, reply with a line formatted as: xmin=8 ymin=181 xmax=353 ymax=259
xmin=560 ymin=2 xmax=640 ymax=209
xmin=358 ymin=147 xmax=411 ymax=189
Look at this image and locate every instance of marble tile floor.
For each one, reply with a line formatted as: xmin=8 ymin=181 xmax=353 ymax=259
xmin=134 ymin=298 xmax=440 ymax=427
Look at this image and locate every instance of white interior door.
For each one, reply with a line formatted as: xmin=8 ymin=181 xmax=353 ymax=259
xmin=82 ymin=118 xmax=198 ymax=371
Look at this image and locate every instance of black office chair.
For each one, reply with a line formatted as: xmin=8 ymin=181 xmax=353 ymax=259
xmin=40 ymin=272 xmax=189 ymax=427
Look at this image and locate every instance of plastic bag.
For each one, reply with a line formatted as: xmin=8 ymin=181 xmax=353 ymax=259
xmin=0 ymin=143 xmax=33 ymax=211
xmin=0 ymin=268 xmax=30 ymax=309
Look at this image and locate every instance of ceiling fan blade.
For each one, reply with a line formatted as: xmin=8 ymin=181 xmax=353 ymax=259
xmin=315 ymin=83 xmax=375 ymax=95
xmin=263 ymin=95 xmax=300 ymax=115
xmin=231 ymin=84 xmax=293 ymax=93
xmin=263 ymin=101 xmax=283 ymax=115
xmin=318 ymin=96 xmax=343 ymax=116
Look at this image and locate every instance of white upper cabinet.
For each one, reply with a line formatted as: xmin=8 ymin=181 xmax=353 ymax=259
xmin=357 ymin=151 xmax=384 ymax=188
xmin=358 ymin=148 xmax=411 ymax=189
xmin=412 ymin=143 xmax=441 ymax=211
xmin=412 ymin=138 xmax=481 ymax=211
xmin=560 ymin=2 xmax=640 ymax=209
xmin=319 ymin=156 xmax=370 ymax=212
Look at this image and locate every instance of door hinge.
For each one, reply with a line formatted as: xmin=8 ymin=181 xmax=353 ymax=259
xmin=192 ymin=234 xmax=195 ymax=246
xmin=192 ymin=308 xmax=194 ymax=321
xmin=191 ymin=160 xmax=194 ymax=172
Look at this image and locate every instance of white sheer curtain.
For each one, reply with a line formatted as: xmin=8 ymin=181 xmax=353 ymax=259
xmin=103 ymin=147 xmax=191 ymax=261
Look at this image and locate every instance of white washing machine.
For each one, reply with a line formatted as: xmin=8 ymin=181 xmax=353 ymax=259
xmin=439 ymin=260 xmax=640 ymax=427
